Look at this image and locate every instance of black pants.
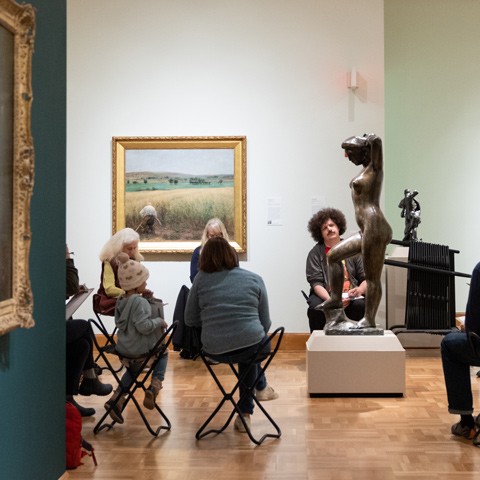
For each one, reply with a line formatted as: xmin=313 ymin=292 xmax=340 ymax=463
xmin=66 ymin=319 xmax=95 ymax=395
xmin=307 ymin=294 xmax=365 ymax=333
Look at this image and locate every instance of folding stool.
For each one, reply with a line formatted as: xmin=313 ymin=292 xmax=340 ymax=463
xmin=91 ymin=311 xmax=121 ymax=373
xmin=89 ymin=318 xmax=177 ymax=436
xmin=196 ymin=326 xmax=285 ymax=445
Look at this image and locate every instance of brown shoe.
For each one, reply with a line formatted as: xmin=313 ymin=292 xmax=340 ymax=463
xmin=104 ymin=396 xmax=125 ymax=424
xmin=143 ymin=379 xmax=163 ymax=410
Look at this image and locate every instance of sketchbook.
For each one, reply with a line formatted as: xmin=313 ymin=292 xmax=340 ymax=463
xmin=66 ymin=288 xmax=94 ymax=320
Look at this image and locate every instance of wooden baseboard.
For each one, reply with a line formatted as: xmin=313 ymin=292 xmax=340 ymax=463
xmin=94 ymin=333 xmax=310 ymax=352
xmin=279 ymin=333 xmax=309 ymax=351
xmin=96 ymin=332 xmax=447 ymax=353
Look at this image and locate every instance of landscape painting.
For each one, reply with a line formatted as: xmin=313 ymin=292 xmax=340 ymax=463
xmin=112 ymin=136 xmax=247 ymax=255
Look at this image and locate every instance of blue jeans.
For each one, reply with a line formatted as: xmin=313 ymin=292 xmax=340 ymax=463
xmin=441 ymin=332 xmax=480 ymax=414
xmin=119 ymin=351 xmax=168 ymax=390
xmin=207 ymin=336 xmax=270 ymax=415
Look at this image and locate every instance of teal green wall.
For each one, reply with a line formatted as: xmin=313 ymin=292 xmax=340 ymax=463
xmin=0 ymin=1 xmax=66 ymax=479
xmin=385 ymin=0 xmax=480 ymax=304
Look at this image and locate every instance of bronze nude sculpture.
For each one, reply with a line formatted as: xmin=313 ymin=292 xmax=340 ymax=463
xmin=321 ymin=134 xmax=392 ymax=331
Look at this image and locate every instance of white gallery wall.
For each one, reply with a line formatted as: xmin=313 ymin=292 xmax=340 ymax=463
xmin=66 ymin=0 xmax=384 ymax=333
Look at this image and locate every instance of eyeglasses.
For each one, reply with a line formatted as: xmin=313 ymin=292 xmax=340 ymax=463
xmin=207 ymin=231 xmax=223 ymax=239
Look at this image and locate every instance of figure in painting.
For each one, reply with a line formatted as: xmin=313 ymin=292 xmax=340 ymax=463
xmin=398 ymin=189 xmax=421 ymax=242
xmin=137 ymin=203 xmax=161 ymax=237
xmin=320 ymin=134 xmax=392 ymax=330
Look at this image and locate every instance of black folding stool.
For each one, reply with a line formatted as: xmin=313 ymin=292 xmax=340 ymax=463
xmin=89 ymin=318 xmax=177 ymax=436
xmin=91 ymin=311 xmax=121 ymax=374
xmin=196 ymin=326 xmax=285 ymax=445
xmin=91 ymin=291 xmax=120 ymax=374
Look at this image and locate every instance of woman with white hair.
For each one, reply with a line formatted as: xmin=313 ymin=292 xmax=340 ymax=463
xmin=94 ymin=228 xmax=147 ymax=315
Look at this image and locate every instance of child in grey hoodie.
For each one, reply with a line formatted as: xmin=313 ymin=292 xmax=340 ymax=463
xmin=104 ymin=252 xmax=168 ymax=424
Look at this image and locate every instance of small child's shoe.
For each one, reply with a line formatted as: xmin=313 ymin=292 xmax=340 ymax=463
xmin=143 ymin=387 xmax=157 ymax=410
xmin=104 ymin=398 xmax=124 ymax=424
xmin=143 ymin=379 xmax=163 ymax=410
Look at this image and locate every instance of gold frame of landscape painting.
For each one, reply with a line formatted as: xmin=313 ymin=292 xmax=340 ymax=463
xmin=112 ymin=136 xmax=247 ymax=255
xmin=0 ymin=0 xmax=36 ymax=335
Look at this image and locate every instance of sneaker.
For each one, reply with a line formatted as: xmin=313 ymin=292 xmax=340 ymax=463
xmin=104 ymin=399 xmax=124 ymax=424
xmin=233 ymin=413 xmax=251 ymax=433
xmin=69 ymin=398 xmax=95 ymax=417
xmin=79 ymin=377 xmax=113 ymax=397
xmin=255 ymin=384 xmax=279 ymax=401
xmin=451 ymin=421 xmax=476 ymax=439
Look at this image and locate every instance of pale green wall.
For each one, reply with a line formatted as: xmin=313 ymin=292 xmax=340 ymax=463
xmin=385 ymin=0 xmax=480 ymax=307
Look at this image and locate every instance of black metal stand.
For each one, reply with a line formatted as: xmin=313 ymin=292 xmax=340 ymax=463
xmin=385 ymin=240 xmax=470 ymax=335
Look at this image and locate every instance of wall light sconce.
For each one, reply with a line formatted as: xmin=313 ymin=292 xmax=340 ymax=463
xmin=347 ymin=68 xmax=358 ymax=90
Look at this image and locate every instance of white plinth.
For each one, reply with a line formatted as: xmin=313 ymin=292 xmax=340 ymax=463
xmin=306 ymin=330 xmax=405 ymax=396
xmin=386 ymin=246 xmax=409 ymax=329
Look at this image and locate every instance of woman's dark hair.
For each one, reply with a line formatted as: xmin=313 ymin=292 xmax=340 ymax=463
xmin=199 ymin=237 xmax=239 ymax=273
xmin=307 ymin=208 xmax=347 ymax=243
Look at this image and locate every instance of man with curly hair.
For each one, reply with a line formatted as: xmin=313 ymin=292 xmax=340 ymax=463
xmin=305 ymin=208 xmax=366 ymax=332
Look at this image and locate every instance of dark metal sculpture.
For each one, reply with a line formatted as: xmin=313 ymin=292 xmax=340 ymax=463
xmin=398 ymin=189 xmax=421 ymax=242
xmin=321 ymin=134 xmax=392 ymax=332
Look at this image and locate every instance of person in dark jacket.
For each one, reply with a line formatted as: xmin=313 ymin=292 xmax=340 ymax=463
xmin=66 ymin=245 xmax=112 ymax=416
xmin=305 ymin=208 xmax=366 ymax=332
xmin=441 ymin=262 xmax=480 ymax=443
xmin=190 ymin=218 xmax=230 ymax=283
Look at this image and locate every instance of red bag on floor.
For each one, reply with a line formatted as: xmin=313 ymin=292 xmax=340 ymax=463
xmin=66 ymin=402 xmax=97 ymax=469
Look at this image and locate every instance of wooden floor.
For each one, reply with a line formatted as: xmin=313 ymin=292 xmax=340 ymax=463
xmin=67 ymin=349 xmax=480 ymax=480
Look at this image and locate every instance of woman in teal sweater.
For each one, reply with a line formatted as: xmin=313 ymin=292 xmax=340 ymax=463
xmin=185 ymin=237 xmax=278 ymax=432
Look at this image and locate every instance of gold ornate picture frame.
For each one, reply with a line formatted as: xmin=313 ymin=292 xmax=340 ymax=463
xmin=113 ymin=136 xmax=247 ymax=255
xmin=0 ymin=0 xmax=35 ymax=335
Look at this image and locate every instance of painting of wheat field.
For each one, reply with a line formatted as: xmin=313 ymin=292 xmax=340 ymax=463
xmin=112 ymin=137 xmax=246 ymax=254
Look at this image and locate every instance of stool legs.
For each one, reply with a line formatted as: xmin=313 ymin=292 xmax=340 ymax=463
xmin=196 ymin=327 xmax=284 ymax=445
xmin=89 ymin=319 xmax=177 ymax=437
